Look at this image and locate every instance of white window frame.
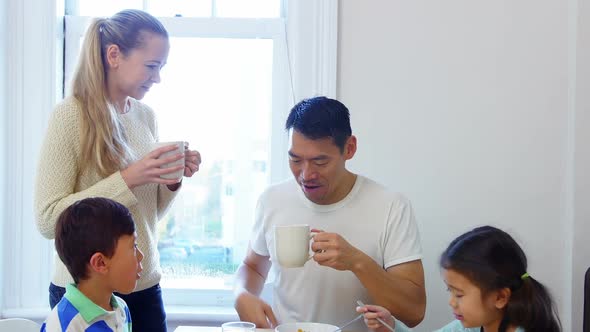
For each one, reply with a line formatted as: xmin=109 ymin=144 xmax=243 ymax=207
xmin=1 ymin=0 xmax=337 ymax=323
xmin=1 ymin=0 xmax=61 ymax=319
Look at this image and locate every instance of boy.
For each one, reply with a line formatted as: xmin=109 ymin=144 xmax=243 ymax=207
xmin=41 ymin=197 xmax=144 ymax=331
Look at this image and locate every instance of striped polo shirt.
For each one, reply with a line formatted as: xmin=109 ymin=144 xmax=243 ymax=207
xmin=41 ymin=284 xmax=132 ymax=332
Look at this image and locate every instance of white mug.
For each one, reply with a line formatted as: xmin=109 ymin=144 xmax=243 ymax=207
xmin=275 ymin=224 xmax=316 ymax=268
xmin=151 ymin=141 xmax=185 ymax=180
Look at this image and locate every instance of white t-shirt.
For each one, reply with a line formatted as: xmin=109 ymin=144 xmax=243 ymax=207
xmin=250 ymin=175 xmax=422 ymax=331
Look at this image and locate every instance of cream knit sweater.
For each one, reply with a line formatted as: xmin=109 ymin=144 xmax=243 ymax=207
xmin=35 ymin=96 xmax=179 ymax=291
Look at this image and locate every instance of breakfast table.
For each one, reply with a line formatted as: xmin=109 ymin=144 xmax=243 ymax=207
xmin=174 ymin=325 xmax=361 ymax=332
xmin=174 ymin=327 xmax=274 ymax=332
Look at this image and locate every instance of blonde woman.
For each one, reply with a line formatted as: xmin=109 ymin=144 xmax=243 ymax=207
xmin=34 ymin=9 xmax=200 ymax=332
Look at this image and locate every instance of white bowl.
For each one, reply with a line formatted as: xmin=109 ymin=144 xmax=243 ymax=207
xmin=275 ymin=322 xmax=338 ymax=332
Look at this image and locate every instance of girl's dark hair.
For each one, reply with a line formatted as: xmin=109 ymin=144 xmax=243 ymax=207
xmin=55 ymin=197 xmax=135 ymax=283
xmin=440 ymin=226 xmax=561 ymax=332
xmin=285 ymin=96 xmax=352 ymax=153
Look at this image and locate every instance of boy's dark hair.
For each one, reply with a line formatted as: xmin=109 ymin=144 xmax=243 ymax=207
xmin=440 ymin=226 xmax=561 ymax=332
xmin=55 ymin=197 xmax=135 ymax=283
xmin=285 ymin=96 xmax=352 ymax=153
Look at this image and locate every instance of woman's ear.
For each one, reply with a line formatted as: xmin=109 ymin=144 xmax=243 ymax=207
xmin=105 ymin=44 xmax=121 ymax=69
xmin=494 ymin=287 xmax=512 ymax=309
xmin=89 ymin=252 xmax=110 ymax=275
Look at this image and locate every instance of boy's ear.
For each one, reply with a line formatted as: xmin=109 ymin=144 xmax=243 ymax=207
xmin=494 ymin=287 xmax=512 ymax=309
xmin=89 ymin=252 xmax=110 ymax=275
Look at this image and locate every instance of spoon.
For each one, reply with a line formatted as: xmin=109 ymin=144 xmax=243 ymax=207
xmin=356 ymin=300 xmax=396 ymax=332
xmin=330 ymin=314 xmax=363 ymax=332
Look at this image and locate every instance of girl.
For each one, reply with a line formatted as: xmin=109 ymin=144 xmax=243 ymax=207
xmin=357 ymin=226 xmax=561 ymax=332
xmin=35 ymin=9 xmax=200 ymax=332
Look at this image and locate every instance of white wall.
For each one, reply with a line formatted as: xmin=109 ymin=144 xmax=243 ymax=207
xmin=338 ymin=1 xmax=574 ymax=331
xmin=0 ymin=0 xmax=7 ymax=315
xmin=572 ymin=0 xmax=590 ymax=330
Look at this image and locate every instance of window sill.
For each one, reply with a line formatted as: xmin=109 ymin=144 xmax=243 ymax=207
xmin=1 ymin=305 xmax=239 ymax=325
xmin=1 ymin=307 xmax=49 ymax=322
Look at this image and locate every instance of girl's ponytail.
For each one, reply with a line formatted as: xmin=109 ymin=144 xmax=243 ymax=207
xmin=506 ymin=275 xmax=561 ymax=332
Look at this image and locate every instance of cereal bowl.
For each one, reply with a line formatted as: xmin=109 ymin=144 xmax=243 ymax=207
xmin=275 ymin=322 xmax=338 ymax=332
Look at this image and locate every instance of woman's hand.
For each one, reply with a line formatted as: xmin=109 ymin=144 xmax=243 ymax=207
xmin=356 ymin=304 xmax=395 ymax=332
xmin=183 ymin=142 xmax=201 ymax=178
xmin=165 ymin=142 xmax=202 ymax=191
xmin=121 ymin=144 xmax=184 ymax=189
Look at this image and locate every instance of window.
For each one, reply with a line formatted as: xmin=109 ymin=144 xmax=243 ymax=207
xmin=2 ymin=0 xmax=336 ymax=317
xmin=146 ymin=37 xmax=277 ymax=293
xmin=65 ymin=0 xmax=290 ymax=306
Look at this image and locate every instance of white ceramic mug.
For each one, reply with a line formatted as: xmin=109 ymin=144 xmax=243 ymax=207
xmin=275 ymin=224 xmax=316 ymax=268
xmin=151 ymin=141 xmax=185 ymax=180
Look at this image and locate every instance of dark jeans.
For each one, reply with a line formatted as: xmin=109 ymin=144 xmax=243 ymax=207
xmin=49 ymin=283 xmax=167 ymax=332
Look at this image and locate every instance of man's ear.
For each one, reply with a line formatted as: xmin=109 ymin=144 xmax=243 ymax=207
xmin=344 ymin=135 xmax=357 ymax=160
xmin=494 ymin=287 xmax=512 ymax=309
xmin=89 ymin=252 xmax=110 ymax=275
xmin=105 ymin=44 xmax=122 ymax=69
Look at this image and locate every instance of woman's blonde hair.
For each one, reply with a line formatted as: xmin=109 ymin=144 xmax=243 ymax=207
xmin=72 ymin=9 xmax=168 ymax=177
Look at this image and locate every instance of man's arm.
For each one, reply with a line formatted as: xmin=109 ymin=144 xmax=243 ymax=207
xmin=311 ymin=233 xmax=425 ymax=327
xmin=235 ymin=246 xmax=271 ymax=295
xmin=354 ymin=257 xmax=425 ymax=327
xmin=234 ymin=245 xmax=278 ymax=328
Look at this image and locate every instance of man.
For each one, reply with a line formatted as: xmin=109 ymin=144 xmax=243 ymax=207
xmin=233 ymin=97 xmax=425 ymax=330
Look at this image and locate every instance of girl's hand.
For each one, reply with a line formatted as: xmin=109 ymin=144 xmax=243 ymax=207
xmin=356 ymin=304 xmax=395 ymax=332
xmin=121 ymin=144 xmax=185 ymax=189
xmin=183 ymin=142 xmax=201 ymax=178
